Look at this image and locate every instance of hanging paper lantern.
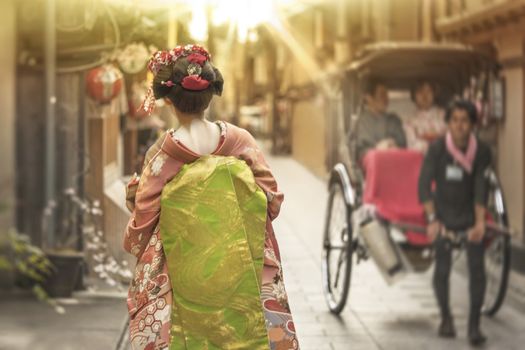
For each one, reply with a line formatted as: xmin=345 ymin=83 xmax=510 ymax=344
xmin=117 ymin=42 xmax=154 ymax=74
xmin=86 ymin=64 xmax=123 ymax=104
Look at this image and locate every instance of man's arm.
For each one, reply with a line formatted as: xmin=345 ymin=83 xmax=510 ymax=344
xmin=469 ymin=144 xmax=492 ymax=242
xmin=390 ymin=114 xmax=407 ymax=148
xmin=473 ymin=145 xmax=492 ymax=208
xmin=423 ymin=201 xmax=436 ymax=220
xmin=352 ymin=115 xmax=375 ymax=162
xmin=474 ymin=204 xmax=486 ymax=225
xmin=418 ymin=143 xmax=437 ymax=206
xmin=418 ymin=144 xmax=441 ymax=240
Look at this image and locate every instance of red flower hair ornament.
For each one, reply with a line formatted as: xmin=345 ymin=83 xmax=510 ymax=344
xmin=139 ymin=44 xmax=213 ymax=115
xmin=181 ymin=75 xmax=210 ymax=91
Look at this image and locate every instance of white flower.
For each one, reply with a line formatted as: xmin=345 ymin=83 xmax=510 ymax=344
xmin=150 ymin=154 xmax=166 ymax=176
xmin=149 ymin=235 xmax=158 ymax=246
xmin=272 ymin=280 xmax=287 ymax=301
xmin=64 ymin=187 xmax=75 ymax=196
xmin=120 ymin=270 xmax=133 ymax=279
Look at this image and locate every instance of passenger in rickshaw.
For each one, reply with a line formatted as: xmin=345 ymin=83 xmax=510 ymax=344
xmin=351 ymin=79 xmax=413 ymax=226
xmin=418 ymin=100 xmax=491 ymax=346
xmin=404 ymin=80 xmax=447 ymax=153
xmin=352 ymin=79 xmax=407 ymax=163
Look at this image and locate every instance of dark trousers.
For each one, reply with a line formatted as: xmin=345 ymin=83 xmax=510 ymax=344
xmin=433 ymin=237 xmax=486 ymax=320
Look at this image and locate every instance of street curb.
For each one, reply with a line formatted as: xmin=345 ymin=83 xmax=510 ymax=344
xmin=114 ymin=315 xmax=130 ymax=350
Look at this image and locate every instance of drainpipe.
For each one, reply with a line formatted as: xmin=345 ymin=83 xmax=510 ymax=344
xmin=44 ymin=0 xmax=57 ymax=248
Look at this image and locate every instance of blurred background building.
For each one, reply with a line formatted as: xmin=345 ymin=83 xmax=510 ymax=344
xmin=0 ymin=0 xmax=16 ymax=232
xmin=1 ymin=0 xmax=524 ymax=286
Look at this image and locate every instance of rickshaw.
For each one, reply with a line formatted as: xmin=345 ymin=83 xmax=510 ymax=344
xmin=321 ymin=42 xmax=511 ymax=316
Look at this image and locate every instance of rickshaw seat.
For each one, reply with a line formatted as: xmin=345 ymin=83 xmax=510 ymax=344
xmin=362 ymin=149 xmax=430 ymax=246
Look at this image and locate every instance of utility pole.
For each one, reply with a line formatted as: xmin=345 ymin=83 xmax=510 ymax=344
xmin=44 ymin=0 xmax=57 ymax=248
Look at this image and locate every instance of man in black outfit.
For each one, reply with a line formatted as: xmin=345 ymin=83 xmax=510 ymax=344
xmin=418 ymin=100 xmax=491 ymax=346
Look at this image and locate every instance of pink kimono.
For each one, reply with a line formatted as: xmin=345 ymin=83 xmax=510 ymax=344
xmin=404 ymin=106 xmax=447 ymax=153
xmin=123 ymin=121 xmax=299 ymax=350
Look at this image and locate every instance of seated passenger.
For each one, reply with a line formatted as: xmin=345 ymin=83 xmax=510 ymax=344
xmin=351 ymin=80 xmax=407 ymax=163
xmin=404 ymin=80 xmax=446 ymax=153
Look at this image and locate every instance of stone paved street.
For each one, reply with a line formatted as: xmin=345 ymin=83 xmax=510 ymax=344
xmin=0 ymin=289 xmax=128 ymax=350
xmin=2 ymin=151 xmax=524 ymax=350
xmin=267 ymin=153 xmax=525 ymax=350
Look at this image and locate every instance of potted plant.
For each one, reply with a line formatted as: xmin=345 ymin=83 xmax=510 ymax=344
xmin=41 ymin=187 xmax=132 ymax=297
xmin=41 ymin=188 xmax=86 ymax=298
xmin=41 ymin=250 xmax=85 ymax=298
xmin=0 ymin=228 xmax=65 ymax=314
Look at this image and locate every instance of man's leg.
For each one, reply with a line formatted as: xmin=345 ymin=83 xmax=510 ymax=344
xmin=467 ymin=241 xmax=487 ymax=346
xmin=433 ymin=237 xmax=456 ymax=337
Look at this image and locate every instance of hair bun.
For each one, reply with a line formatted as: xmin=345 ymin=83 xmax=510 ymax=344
xmin=211 ymin=67 xmax=224 ymax=96
xmin=152 ymin=64 xmax=175 ymax=99
xmin=140 ymin=44 xmax=221 ymax=115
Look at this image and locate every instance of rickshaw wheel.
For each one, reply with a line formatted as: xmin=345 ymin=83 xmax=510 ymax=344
xmin=322 ymin=178 xmax=353 ymax=314
xmin=483 ymin=173 xmax=511 ymax=316
xmin=483 ymin=234 xmax=511 ymax=316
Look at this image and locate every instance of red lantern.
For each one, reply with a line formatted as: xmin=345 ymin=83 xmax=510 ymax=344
xmin=86 ymin=64 xmax=123 ymax=104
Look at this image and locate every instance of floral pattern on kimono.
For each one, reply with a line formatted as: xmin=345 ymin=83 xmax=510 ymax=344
xmin=129 ymin=292 xmax=172 ymax=350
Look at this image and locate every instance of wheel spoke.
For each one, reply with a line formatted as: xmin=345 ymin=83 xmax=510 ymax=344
xmin=327 ymin=245 xmax=346 ymax=250
xmin=333 ymin=249 xmax=347 ymax=288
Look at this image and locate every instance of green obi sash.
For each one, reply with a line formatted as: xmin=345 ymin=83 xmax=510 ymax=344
xmin=160 ymin=155 xmax=269 ymax=349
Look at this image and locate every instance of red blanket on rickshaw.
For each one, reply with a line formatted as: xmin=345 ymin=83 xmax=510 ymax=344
xmin=362 ymin=149 xmax=430 ymax=245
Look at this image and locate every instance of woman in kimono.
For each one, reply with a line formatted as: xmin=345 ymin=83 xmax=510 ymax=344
xmin=123 ymin=45 xmax=299 ymax=350
xmin=404 ymin=80 xmax=447 ymax=153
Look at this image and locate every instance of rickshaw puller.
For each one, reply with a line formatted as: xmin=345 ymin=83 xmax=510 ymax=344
xmin=418 ymin=100 xmax=491 ymax=346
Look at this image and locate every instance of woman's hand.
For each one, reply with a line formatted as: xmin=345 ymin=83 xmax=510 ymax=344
xmin=376 ymin=138 xmax=397 ymax=150
xmin=468 ymin=221 xmax=485 ymax=243
xmin=427 ymin=220 xmax=442 ymax=242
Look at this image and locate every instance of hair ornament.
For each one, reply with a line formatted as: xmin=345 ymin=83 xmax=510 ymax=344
xmin=139 ymin=44 xmax=212 ymax=115
xmin=139 ymin=87 xmax=156 ymax=116
xmin=181 ymin=75 xmax=210 ymax=91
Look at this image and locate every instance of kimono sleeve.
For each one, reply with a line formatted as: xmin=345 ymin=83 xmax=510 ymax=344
xmin=123 ymin=209 xmax=160 ymax=259
xmin=125 ymin=131 xmax=167 ymax=212
xmin=123 ymin=144 xmax=167 ymax=259
xmin=238 ymin=129 xmax=284 ymax=221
